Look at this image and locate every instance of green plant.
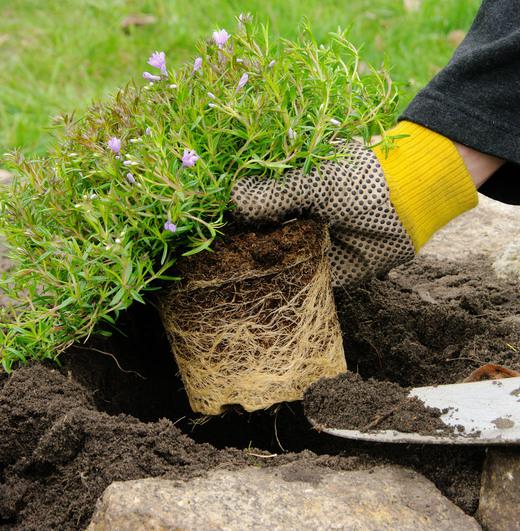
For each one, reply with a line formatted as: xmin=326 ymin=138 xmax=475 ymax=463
xmin=0 ymin=16 xmax=398 ymax=371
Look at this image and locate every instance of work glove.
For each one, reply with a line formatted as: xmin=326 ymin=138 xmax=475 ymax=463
xmin=232 ymin=121 xmax=478 ymax=287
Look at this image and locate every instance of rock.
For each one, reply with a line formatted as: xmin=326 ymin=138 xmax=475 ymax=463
xmin=478 ymin=449 xmax=520 ymax=531
xmin=422 ymin=194 xmax=520 ymax=263
xmin=494 ymin=240 xmax=520 ymax=281
xmin=88 ymin=465 xmax=481 ymax=530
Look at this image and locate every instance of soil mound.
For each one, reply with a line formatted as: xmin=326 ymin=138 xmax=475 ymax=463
xmin=0 ymin=366 xmax=370 ymax=529
xmin=0 ymin=365 xmax=250 ymax=529
xmin=304 ymin=372 xmax=451 ymax=435
xmin=335 ymin=256 xmax=520 ymax=386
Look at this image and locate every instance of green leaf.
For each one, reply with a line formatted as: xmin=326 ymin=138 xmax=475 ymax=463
xmin=110 ymin=287 xmax=125 ymax=307
xmin=182 ymin=239 xmax=213 ymax=256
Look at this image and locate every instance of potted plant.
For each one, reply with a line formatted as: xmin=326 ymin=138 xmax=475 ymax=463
xmin=0 ymin=15 xmax=397 ymax=412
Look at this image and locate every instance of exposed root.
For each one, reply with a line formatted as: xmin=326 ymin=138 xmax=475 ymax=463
xmin=75 ymin=345 xmax=147 ymax=380
xmin=158 ymin=226 xmax=346 ymax=415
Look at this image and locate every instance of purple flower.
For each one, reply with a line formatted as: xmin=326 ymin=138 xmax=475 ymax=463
xmin=268 ymin=60 xmax=276 ymax=68
xmin=192 ymin=57 xmax=202 ymax=74
xmin=213 ymin=29 xmax=230 ymax=48
xmin=145 ymin=127 xmax=152 ymax=136
xmin=330 ymin=118 xmax=341 ymax=126
xmin=208 ymin=102 xmax=217 ymax=108
xmin=126 ymin=172 xmax=136 ymax=184
xmin=207 ymin=91 xmax=216 ymax=99
xmin=236 ymin=72 xmax=249 ymax=92
xmin=164 ymin=219 xmax=177 ymax=233
xmin=107 ymin=137 xmax=121 ymax=154
xmin=143 ymin=71 xmax=161 ymax=82
xmin=148 ymin=51 xmax=167 ymax=74
xmin=182 ymin=149 xmax=200 ymax=167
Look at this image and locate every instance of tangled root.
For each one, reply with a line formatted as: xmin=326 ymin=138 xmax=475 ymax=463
xmin=159 ymin=224 xmax=346 ymax=415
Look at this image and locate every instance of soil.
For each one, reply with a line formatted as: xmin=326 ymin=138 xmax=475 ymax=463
xmin=304 ymin=372 xmax=452 ymax=435
xmin=175 ymin=219 xmax=325 ymax=284
xmin=335 ymin=257 xmax=520 ymax=387
xmin=1 ymin=254 xmax=519 ymax=529
xmin=0 ymin=364 xmax=376 ymax=529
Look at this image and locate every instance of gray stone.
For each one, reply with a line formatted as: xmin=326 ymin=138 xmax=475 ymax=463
xmin=478 ymin=449 xmax=520 ymax=531
xmin=494 ymin=240 xmax=520 ymax=281
xmin=421 ymin=194 xmax=520 ymax=263
xmin=88 ymin=465 xmax=481 ymax=530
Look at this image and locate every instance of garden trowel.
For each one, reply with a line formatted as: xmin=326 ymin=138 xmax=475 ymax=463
xmin=309 ymin=375 xmax=520 ymax=445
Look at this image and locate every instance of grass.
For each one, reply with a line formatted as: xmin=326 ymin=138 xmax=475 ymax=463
xmin=0 ymin=0 xmax=481 ymax=158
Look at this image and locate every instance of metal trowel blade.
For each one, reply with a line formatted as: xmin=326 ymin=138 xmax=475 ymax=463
xmin=309 ymin=377 xmax=520 ymax=445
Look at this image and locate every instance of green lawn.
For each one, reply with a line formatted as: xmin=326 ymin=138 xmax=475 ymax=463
xmin=0 ymin=0 xmax=480 ymax=157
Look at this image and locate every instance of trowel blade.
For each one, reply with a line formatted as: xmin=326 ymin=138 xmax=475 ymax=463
xmin=309 ymin=377 xmax=520 ymax=445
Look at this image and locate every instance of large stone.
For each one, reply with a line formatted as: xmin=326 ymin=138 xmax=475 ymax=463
xmin=88 ymin=465 xmax=480 ymax=530
xmin=478 ymin=449 xmax=520 ymax=531
xmin=494 ymin=240 xmax=520 ymax=281
xmin=421 ymin=194 xmax=520 ymax=264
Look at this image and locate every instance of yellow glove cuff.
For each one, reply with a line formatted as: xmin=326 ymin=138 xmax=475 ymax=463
xmin=373 ymin=121 xmax=478 ymax=251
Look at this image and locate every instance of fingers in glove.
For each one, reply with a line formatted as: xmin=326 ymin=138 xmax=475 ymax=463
xmin=231 ymin=169 xmax=307 ymax=223
xmin=327 ymin=228 xmax=416 ymax=288
xmin=327 ymin=239 xmax=371 ymax=288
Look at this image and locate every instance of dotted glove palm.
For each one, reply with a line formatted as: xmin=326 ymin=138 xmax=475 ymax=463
xmin=232 ymin=122 xmax=478 ymax=287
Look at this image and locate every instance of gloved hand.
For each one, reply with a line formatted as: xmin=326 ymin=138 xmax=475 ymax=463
xmin=232 ymin=121 xmax=478 ymax=287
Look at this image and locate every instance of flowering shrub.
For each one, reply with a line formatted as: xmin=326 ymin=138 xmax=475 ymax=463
xmin=0 ymin=16 xmax=398 ymax=370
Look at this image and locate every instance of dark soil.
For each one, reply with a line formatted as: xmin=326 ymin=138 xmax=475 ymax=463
xmin=1 ymin=255 xmax=518 ymax=529
xmin=336 ymin=257 xmax=520 ymax=387
xmin=304 ymin=372 xmax=452 ymax=435
xmin=0 ymin=364 xmax=375 ymax=530
xmin=175 ymin=219 xmax=325 ymax=283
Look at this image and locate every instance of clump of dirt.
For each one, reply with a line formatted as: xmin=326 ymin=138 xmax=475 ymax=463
xmin=0 ymin=365 xmax=235 ymax=529
xmin=158 ymin=218 xmax=344 ymax=415
xmin=304 ymin=372 xmax=452 ymax=435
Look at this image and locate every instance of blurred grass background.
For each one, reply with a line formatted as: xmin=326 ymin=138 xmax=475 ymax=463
xmin=0 ymin=0 xmax=480 ymax=157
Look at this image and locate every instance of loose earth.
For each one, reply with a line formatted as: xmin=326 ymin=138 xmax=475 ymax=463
xmin=0 ymin=254 xmax=519 ymax=529
xmin=304 ymin=371 xmax=452 ymax=435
